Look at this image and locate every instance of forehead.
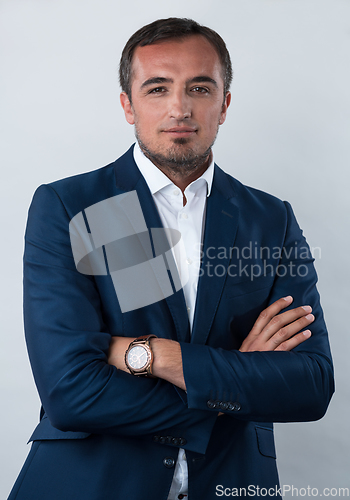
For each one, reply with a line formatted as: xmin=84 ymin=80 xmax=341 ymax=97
xmin=131 ymin=35 xmax=224 ymax=86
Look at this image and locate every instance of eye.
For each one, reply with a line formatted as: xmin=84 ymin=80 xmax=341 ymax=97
xmin=191 ymin=86 xmax=210 ymax=94
xmin=148 ymin=87 xmax=167 ymax=94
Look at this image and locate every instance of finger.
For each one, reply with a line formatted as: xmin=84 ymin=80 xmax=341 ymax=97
xmin=268 ymin=313 xmax=314 ymax=349
xmin=249 ymin=296 xmax=294 ymax=337
xmin=262 ymin=307 xmax=313 ymax=342
xmin=275 ymin=329 xmax=312 ymax=351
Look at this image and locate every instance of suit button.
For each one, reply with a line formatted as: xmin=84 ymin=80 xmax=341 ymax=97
xmin=153 ymin=435 xmax=160 ymax=442
xmin=159 ymin=436 xmax=166 ymax=444
xmin=228 ymin=401 xmax=241 ymax=411
xmin=207 ymin=399 xmax=216 ymax=409
xmin=171 ymin=437 xmax=180 ymax=445
xmin=179 ymin=438 xmax=187 ymax=446
xmin=166 ymin=436 xmax=173 ymax=444
xmin=219 ymin=402 xmax=229 ymax=410
xmin=163 ymin=457 xmax=175 ymax=468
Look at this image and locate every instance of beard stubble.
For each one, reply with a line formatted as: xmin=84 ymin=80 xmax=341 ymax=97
xmin=135 ymin=127 xmax=219 ymax=179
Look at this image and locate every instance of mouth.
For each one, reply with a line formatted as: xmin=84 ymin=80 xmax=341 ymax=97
xmin=162 ymin=127 xmax=197 ymax=138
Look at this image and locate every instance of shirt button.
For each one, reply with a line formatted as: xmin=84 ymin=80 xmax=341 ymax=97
xmin=180 ymin=213 xmax=188 ymax=219
xmin=173 ymin=189 xmax=180 ymax=196
xmin=187 ymin=307 xmax=190 ymax=312
xmin=186 ymin=258 xmax=193 ymax=265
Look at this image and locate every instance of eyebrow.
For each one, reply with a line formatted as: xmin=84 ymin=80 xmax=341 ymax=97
xmin=140 ymin=75 xmax=218 ymax=90
xmin=140 ymin=77 xmax=172 ymax=89
xmin=190 ymin=76 xmax=218 ymax=88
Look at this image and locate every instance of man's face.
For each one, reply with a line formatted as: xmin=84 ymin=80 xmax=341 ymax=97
xmin=120 ymin=35 xmax=231 ymax=172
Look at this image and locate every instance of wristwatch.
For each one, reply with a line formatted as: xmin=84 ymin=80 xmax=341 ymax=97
xmin=125 ymin=335 xmax=157 ymax=376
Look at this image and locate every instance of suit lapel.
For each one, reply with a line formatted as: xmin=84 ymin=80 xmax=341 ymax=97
xmin=136 ymin=177 xmax=190 ymax=343
xmin=113 ymin=146 xmax=190 ymax=343
xmin=191 ymin=166 xmax=239 ymax=345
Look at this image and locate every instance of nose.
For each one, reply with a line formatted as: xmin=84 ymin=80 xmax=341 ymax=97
xmin=168 ymin=90 xmax=191 ymax=120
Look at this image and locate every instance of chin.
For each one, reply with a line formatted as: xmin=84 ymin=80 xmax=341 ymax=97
xmin=172 ymin=137 xmax=191 ymax=145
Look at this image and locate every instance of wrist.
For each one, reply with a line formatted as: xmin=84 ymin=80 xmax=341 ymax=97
xmin=124 ymin=335 xmax=157 ymax=377
xmin=149 ymin=338 xmax=164 ymax=375
xmin=108 ymin=336 xmax=135 ymax=372
xmin=151 ymin=339 xmax=185 ymax=390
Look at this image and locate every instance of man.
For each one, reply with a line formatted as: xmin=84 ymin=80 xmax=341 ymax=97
xmin=8 ymin=18 xmax=333 ymax=500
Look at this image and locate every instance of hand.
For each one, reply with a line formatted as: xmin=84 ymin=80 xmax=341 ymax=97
xmin=239 ymin=296 xmax=314 ymax=352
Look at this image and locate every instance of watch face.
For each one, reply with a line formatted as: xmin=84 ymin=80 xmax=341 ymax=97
xmin=127 ymin=345 xmax=149 ymax=370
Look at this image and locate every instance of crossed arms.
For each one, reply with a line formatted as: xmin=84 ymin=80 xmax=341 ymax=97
xmin=108 ymin=296 xmax=315 ymax=392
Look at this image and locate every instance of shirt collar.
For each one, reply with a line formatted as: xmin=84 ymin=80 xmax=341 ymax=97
xmin=133 ymin=142 xmax=214 ymax=197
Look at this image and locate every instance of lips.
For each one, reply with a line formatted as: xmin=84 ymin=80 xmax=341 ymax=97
xmin=163 ymin=127 xmax=197 ymax=137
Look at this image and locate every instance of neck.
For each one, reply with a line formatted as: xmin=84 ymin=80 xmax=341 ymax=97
xmin=153 ymin=154 xmax=211 ymax=193
xmin=139 ymin=144 xmax=212 ymax=194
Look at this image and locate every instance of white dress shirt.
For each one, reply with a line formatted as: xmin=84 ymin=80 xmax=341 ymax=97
xmin=133 ymin=143 xmax=214 ymax=500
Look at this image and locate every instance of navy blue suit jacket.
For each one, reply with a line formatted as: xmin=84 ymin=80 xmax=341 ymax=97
xmin=9 ymin=146 xmax=334 ymax=500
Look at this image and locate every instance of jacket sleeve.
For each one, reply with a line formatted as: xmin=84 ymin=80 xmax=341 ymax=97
xmin=181 ymin=201 xmax=334 ymax=422
xmin=23 ymin=184 xmax=216 ymax=454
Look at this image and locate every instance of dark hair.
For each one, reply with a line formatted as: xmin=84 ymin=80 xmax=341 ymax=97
xmin=119 ymin=17 xmax=232 ymax=102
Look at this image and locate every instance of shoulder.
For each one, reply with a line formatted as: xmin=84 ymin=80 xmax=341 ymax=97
xmin=29 ymin=146 xmax=136 ymax=220
xmin=29 ymin=163 xmax=116 ymax=222
xmin=51 ymin=161 xmax=116 ymax=201
xmin=214 ymin=164 xmax=289 ymax=219
xmin=214 ymin=165 xmax=304 ymax=250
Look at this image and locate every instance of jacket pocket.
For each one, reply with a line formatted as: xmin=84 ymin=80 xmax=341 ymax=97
xmin=28 ymin=415 xmax=90 ymax=443
xmin=255 ymin=426 xmax=276 ymax=459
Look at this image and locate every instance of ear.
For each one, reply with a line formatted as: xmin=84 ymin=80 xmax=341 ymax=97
xmin=120 ymin=92 xmax=135 ymax=125
xmin=219 ymin=91 xmax=231 ymax=125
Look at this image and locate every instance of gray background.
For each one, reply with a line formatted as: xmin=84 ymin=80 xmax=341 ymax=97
xmin=1 ymin=0 xmax=349 ymax=497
